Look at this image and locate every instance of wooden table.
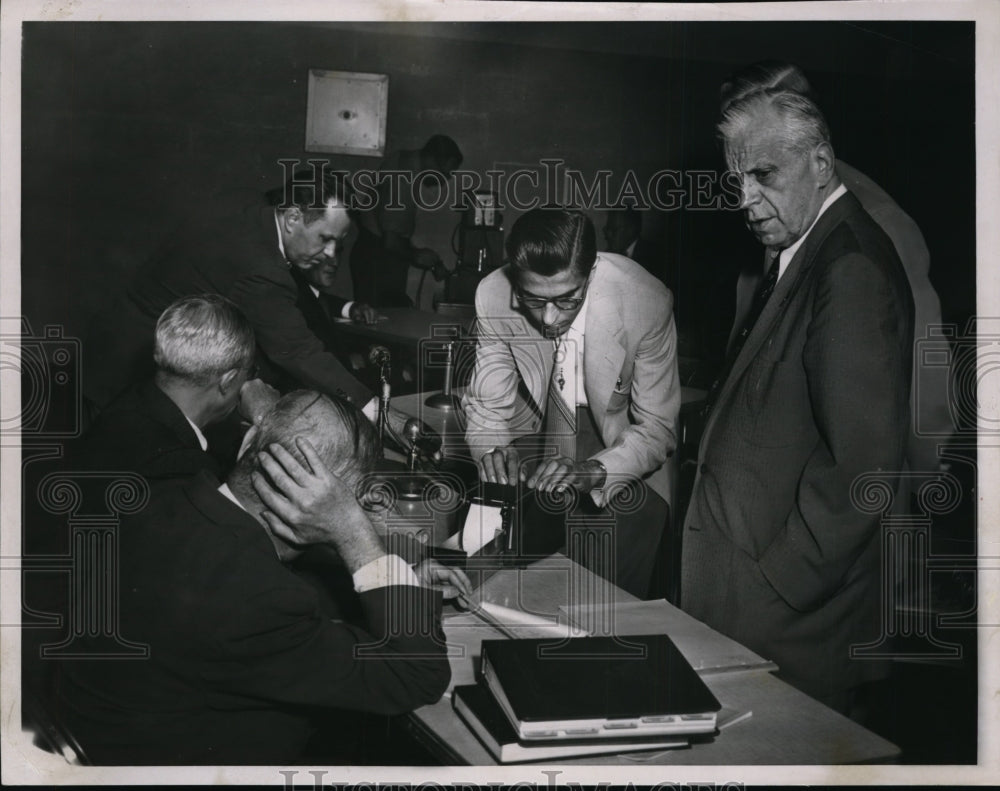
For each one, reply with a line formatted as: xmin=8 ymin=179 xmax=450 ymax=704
xmin=407 ymin=555 xmax=901 ymax=765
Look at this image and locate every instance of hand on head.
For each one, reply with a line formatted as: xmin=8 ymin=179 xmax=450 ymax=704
xmin=251 ymin=437 xmax=383 ymax=570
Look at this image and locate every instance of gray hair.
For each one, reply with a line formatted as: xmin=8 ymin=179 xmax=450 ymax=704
xmin=153 ymin=294 xmax=256 ymax=386
xmin=235 ymin=390 xmax=378 ymax=484
xmin=719 ymin=61 xmax=815 ymax=114
xmin=718 ymin=88 xmax=832 ymax=165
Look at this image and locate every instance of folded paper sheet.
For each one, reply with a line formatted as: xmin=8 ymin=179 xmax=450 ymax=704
xmin=440 ymin=503 xmax=504 ymax=555
xmin=560 ymin=600 xmax=777 ymax=675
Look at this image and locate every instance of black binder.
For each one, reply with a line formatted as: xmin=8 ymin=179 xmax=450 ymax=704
xmin=480 ymin=634 xmax=721 ymax=741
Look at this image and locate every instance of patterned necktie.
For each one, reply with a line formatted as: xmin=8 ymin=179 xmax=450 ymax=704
xmin=702 ymin=255 xmax=781 ymax=418
xmin=544 ymin=338 xmax=578 ymax=460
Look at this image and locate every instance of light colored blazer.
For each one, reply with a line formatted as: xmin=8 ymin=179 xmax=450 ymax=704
xmin=462 ymin=253 xmax=680 ymax=506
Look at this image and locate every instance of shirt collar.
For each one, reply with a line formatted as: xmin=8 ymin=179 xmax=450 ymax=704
xmin=625 ymin=238 xmax=638 ymax=259
xmin=274 ymin=209 xmax=287 ymax=263
xmin=217 ymin=482 xmax=246 ymax=511
xmin=566 ymin=260 xmax=595 ymax=339
xmin=568 ymin=287 xmax=589 ymax=339
xmin=184 ymin=415 xmax=209 ymax=451
xmin=776 ymin=183 xmax=848 ymax=279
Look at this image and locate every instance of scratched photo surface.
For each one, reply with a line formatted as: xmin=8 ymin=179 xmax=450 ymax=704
xmin=1 ymin=0 xmax=996 ymax=787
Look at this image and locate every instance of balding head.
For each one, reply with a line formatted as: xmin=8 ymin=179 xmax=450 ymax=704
xmin=232 ymin=390 xmax=377 ymax=490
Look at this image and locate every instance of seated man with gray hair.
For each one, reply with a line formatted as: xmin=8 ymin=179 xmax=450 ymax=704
xmin=73 ymin=293 xmax=275 ymax=480
xmin=53 ymin=390 xmax=455 ymax=764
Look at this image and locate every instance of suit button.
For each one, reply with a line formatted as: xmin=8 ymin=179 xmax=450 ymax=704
xmin=700 ymin=463 xmax=709 ymax=475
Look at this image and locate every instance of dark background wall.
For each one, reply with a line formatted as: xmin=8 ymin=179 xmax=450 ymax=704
xmin=21 ymin=21 xmax=975 ymax=366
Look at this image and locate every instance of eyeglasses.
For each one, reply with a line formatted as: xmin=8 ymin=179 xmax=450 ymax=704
xmin=514 ymin=277 xmax=590 ymax=311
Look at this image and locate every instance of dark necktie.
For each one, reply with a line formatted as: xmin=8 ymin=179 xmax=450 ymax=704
xmin=702 ymin=255 xmax=781 ymax=418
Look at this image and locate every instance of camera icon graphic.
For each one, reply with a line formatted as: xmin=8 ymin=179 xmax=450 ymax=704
xmin=914 ymin=319 xmax=1000 ymax=438
xmin=0 ymin=318 xmax=83 ymax=440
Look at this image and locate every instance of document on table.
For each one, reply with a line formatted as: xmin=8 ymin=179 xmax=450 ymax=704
xmin=560 ymin=599 xmax=777 ymax=676
xmin=439 ymin=502 xmax=503 ymax=555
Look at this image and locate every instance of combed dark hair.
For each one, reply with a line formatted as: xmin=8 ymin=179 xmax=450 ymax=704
xmin=718 ymin=88 xmax=832 ymax=161
xmin=235 ymin=389 xmax=378 ymax=484
xmin=506 ymin=207 xmax=597 ymax=277
xmin=154 ymin=294 xmax=255 ymax=386
xmin=266 ymin=167 xmax=356 ymax=224
xmin=421 ymin=134 xmax=463 ymax=168
xmin=719 ymin=60 xmax=815 ymax=114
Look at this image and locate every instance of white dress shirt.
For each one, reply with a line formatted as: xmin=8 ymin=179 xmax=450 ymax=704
xmin=216 ymin=482 xmax=418 ymax=592
xmin=184 ymin=415 xmax=208 ymax=451
xmin=776 ymin=183 xmax=848 ymax=280
xmin=554 ymin=288 xmax=590 ymax=411
xmin=274 ymin=209 xmax=354 ymax=318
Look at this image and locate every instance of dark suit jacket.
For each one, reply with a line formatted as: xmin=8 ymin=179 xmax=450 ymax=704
xmin=71 ymin=378 xmax=219 ymax=481
xmin=681 ymin=191 xmax=914 ymax=702
xmin=52 ymin=472 xmax=449 ymax=765
xmin=83 ymin=203 xmax=371 ymax=409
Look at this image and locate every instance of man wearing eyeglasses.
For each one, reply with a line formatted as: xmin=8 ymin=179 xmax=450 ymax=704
xmin=462 ymin=207 xmax=681 ymax=598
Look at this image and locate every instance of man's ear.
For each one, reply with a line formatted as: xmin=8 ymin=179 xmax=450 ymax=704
xmin=812 ymin=141 xmax=836 ymax=187
xmin=219 ymin=368 xmax=242 ymax=395
xmin=281 ymin=206 xmax=303 ymax=232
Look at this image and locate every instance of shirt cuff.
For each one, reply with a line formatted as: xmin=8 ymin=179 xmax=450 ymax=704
xmin=352 ymin=554 xmax=420 ymax=593
xmin=362 ymin=396 xmax=379 ymax=422
xmin=341 ymin=300 xmax=354 ymax=319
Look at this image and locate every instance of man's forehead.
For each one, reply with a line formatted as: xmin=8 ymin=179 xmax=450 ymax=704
xmin=724 ymin=106 xmax=790 ymax=169
xmin=518 ymin=267 xmax=586 ymax=295
xmin=726 ymin=127 xmax=789 ymax=172
xmin=316 ymin=205 xmax=352 ymax=233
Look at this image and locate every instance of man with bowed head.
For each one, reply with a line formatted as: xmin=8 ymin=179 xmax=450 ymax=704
xmin=54 ymin=390 xmax=465 ymax=764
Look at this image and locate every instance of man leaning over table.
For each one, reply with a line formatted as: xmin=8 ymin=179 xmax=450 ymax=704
xmin=462 ymin=207 xmax=681 ymax=599
xmin=682 ymin=87 xmax=913 ymax=716
xmin=52 ymin=390 xmax=458 ymax=765
xmin=80 ymin=169 xmax=432 ymax=459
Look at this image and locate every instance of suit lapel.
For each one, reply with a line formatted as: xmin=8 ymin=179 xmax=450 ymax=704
xmin=703 ymin=192 xmax=858 ymax=443
xmin=583 ymin=260 xmax=627 ymax=420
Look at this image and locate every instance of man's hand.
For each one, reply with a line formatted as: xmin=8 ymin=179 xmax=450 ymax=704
xmin=414 ymin=559 xmax=473 ymax=602
xmin=348 ymin=302 xmax=378 ymax=325
xmin=526 ymin=457 xmax=607 ymax=495
xmin=251 ymin=438 xmax=383 ymax=571
xmin=238 ymin=379 xmax=280 ymax=425
xmin=478 ymin=445 xmax=525 ymax=487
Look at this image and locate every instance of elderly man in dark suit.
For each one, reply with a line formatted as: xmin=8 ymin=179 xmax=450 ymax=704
xmin=719 ymin=61 xmax=953 ymax=475
xmin=681 ymin=89 xmax=914 ymax=714
xmin=52 ymin=391 xmax=453 ymax=765
xmin=73 ymin=294 xmax=271 ymax=481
